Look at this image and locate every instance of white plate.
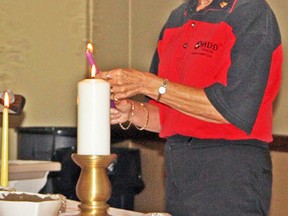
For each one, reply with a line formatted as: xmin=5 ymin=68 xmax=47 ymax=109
xmin=0 ymin=191 xmax=64 ymax=216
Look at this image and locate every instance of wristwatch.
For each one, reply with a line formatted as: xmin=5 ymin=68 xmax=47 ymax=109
xmin=157 ymin=79 xmax=168 ymax=101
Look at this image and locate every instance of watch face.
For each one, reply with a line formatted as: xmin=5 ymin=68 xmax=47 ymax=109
xmin=159 ymin=86 xmax=166 ymax=94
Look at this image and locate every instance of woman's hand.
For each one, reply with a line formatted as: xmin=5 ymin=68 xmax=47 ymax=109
xmin=96 ymin=68 xmax=148 ymax=100
xmin=111 ymin=99 xmax=162 ymax=133
xmin=110 ymin=99 xmax=132 ymax=125
xmin=97 ymin=68 xmax=228 ymax=125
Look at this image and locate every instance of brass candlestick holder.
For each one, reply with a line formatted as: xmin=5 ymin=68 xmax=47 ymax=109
xmin=72 ymin=154 xmax=117 ymax=216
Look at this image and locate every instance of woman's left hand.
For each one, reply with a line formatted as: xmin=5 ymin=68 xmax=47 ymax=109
xmin=95 ymin=68 xmax=147 ymax=100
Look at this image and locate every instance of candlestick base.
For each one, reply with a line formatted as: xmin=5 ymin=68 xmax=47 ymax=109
xmin=72 ymin=154 xmax=117 ymax=216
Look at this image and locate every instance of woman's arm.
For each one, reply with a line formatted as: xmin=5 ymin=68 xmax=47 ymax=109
xmin=96 ymin=69 xmax=228 ymax=125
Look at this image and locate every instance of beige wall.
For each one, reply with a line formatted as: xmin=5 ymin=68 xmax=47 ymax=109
xmin=1 ymin=0 xmax=87 ymax=158
xmin=0 ymin=0 xmax=288 ymax=214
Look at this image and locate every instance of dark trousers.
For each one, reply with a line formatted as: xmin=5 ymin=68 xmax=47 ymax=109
xmin=164 ymin=135 xmax=272 ymax=216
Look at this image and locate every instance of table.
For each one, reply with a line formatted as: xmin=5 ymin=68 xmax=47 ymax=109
xmin=7 ymin=160 xmax=61 ymax=193
xmin=61 ymin=199 xmax=145 ymax=216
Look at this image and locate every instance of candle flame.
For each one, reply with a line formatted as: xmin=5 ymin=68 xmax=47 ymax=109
xmin=87 ymin=43 xmax=94 ymax=53
xmin=4 ymin=92 xmax=9 ymax=108
xmin=91 ymin=65 xmax=96 ymax=78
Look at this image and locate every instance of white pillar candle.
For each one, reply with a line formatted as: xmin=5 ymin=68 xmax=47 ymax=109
xmin=77 ymin=78 xmax=110 ymax=155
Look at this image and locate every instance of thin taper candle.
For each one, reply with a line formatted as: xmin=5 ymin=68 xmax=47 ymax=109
xmin=86 ymin=43 xmax=100 ymax=74
xmin=1 ymin=92 xmax=9 ymax=187
xmin=85 ymin=43 xmax=115 ymax=109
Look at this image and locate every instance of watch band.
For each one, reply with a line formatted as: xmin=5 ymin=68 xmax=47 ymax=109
xmin=157 ymin=79 xmax=168 ymax=101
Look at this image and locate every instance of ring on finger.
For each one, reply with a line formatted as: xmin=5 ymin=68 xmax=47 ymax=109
xmin=113 ymin=94 xmax=119 ymax=102
xmin=105 ymin=72 xmax=111 ymax=80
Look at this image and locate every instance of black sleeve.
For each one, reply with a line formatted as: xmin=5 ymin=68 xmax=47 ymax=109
xmin=205 ymin=0 xmax=281 ymax=134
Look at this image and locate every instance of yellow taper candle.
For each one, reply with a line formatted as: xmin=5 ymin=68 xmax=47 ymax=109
xmin=1 ymin=92 xmax=9 ymax=187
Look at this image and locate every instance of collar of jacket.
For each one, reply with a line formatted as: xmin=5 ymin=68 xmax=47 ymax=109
xmin=186 ymin=0 xmax=237 ymax=15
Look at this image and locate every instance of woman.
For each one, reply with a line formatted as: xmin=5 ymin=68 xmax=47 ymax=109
xmin=96 ymin=0 xmax=283 ymax=215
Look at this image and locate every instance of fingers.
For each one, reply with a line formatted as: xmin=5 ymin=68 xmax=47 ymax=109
xmin=95 ymin=70 xmax=113 ymax=80
xmin=113 ymin=94 xmax=119 ymax=102
xmin=96 ymin=68 xmax=141 ymax=99
xmin=110 ymin=87 xmax=120 ymax=103
xmin=109 ymin=99 xmax=131 ymax=124
xmin=110 ymin=108 xmax=121 ymax=124
xmin=98 ymin=69 xmax=131 ymax=84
